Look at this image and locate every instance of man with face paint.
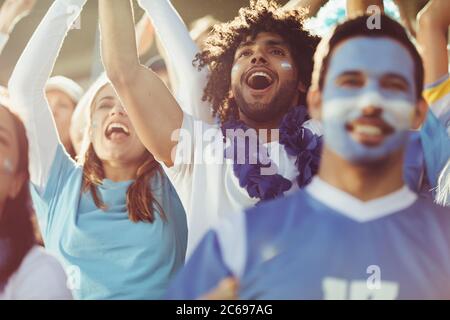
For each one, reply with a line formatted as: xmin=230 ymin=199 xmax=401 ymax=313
xmin=316 ymin=41 xmax=420 ymax=165
xmin=166 ymin=15 xmax=450 ymax=300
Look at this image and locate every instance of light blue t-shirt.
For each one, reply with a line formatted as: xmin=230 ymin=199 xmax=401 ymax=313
xmin=31 ymin=146 xmax=187 ymax=299
xmin=404 ymin=111 xmax=450 ymax=197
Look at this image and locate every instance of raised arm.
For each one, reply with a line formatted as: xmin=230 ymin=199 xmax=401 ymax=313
xmin=137 ymin=0 xmax=213 ymax=123
xmin=283 ymin=0 xmax=328 ymax=17
xmin=0 ymin=0 xmax=36 ymax=54
xmin=417 ymin=0 xmax=449 ymax=85
xmin=136 ymin=14 xmax=155 ymax=58
xmin=392 ymin=0 xmax=426 ymax=38
xmin=346 ymin=0 xmax=384 ymax=18
xmin=8 ymin=0 xmax=85 ymax=192
xmin=99 ymin=0 xmax=182 ymax=166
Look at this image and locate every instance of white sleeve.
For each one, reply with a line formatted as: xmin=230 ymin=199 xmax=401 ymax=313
xmin=0 ymin=32 xmax=9 ymax=55
xmin=8 ymin=0 xmax=86 ymax=194
xmin=137 ymin=0 xmax=214 ymax=124
xmin=214 ymin=210 xmax=247 ymax=278
xmin=6 ymin=247 xmax=72 ymax=300
xmin=303 ymin=119 xmax=323 ymax=136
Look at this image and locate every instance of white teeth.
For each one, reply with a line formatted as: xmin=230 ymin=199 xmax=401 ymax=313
xmin=353 ymin=124 xmax=382 ymax=136
xmin=249 ymin=71 xmax=272 ymax=81
xmin=107 ymin=122 xmax=129 ymax=134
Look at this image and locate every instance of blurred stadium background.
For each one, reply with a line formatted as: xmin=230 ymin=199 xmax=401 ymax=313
xmin=0 ymin=0 xmax=447 ymax=88
xmin=0 ymin=0 xmax=292 ymax=87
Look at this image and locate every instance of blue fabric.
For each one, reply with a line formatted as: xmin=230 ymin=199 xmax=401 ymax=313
xmin=419 ymin=111 xmax=450 ymax=189
xmin=404 ymin=131 xmax=425 ymax=193
xmin=168 ymin=191 xmax=450 ymax=299
xmin=404 ymin=111 xmax=450 ymax=197
xmin=165 ymin=231 xmax=232 ymax=299
xmin=31 ymin=146 xmax=187 ymax=299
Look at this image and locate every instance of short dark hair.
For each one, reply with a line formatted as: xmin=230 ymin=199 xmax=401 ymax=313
xmin=195 ymin=0 xmax=320 ymax=122
xmin=311 ymin=14 xmax=424 ymax=101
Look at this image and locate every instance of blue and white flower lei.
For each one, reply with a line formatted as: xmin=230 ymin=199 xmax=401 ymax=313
xmin=221 ymin=105 xmax=322 ymax=202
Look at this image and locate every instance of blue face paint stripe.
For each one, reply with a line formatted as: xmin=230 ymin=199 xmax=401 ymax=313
xmin=323 ymin=37 xmax=417 ymax=103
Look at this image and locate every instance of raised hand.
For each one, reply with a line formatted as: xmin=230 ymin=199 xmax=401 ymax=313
xmin=199 ymin=277 xmax=239 ymax=300
xmin=99 ymin=0 xmax=183 ymax=167
xmin=283 ymin=0 xmax=329 ymax=17
xmin=346 ymin=0 xmax=384 ymax=18
xmin=0 ymin=0 xmax=37 ymax=35
xmin=392 ymin=0 xmax=428 ymax=38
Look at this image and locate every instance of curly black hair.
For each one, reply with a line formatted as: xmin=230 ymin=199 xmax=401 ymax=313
xmin=195 ymin=0 xmax=320 ymax=123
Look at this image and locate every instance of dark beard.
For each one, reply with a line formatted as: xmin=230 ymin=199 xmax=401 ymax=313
xmin=234 ymin=80 xmax=298 ymax=123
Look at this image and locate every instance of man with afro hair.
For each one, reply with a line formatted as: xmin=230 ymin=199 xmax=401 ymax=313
xmin=100 ymin=0 xmax=322 ymax=257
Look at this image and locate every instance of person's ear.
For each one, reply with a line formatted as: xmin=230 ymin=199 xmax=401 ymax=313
xmin=7 ymin=171 xmax=26 ymax=200
xmin=412 ymin=98 xmax=428 ymax=129
xmin=307 ymin=88 xmax=322 ymax=121
xmin=297 ymin=81 xmax=307 ymax=94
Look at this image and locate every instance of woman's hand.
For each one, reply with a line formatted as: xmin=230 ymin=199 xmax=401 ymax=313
xmin=0 ymin=0 xmax=37 ymax=35
xmin=199 ymin=277 xmax=239 ymax=300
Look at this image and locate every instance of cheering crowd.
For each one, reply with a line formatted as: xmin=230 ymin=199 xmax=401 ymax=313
xmin=0 ymin=0 xmax=449 ymax=300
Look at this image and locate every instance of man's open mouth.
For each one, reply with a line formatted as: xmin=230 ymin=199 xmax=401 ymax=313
xmin=245 ymin=69 xmax=275 ymax=91
xmin=105 ymin=122 xmax=130 ymax=140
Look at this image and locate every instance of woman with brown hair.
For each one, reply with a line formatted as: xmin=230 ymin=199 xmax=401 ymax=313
xmin=8 ymin=0 xmax=187 ymax=299
xmin=0 ymin=104 xmax=71 ymax=299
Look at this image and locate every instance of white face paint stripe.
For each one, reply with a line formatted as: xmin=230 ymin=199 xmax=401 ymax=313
xmin=322 ymin=92 xmax=415 ymax=131
xmin=232 ymin=64 xmax=240 ymax=74
xmin=3 ymin=158 xmax=13 ymax=174
xmin=281 ymin=61 xmax=292 ymax=70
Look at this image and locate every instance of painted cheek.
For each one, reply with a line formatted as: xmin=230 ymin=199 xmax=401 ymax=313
xmin=323 ymin=93 xmax=415 ymax=131
xmin=321 ymin=95 xmax=413 ymax=163
xmin=322 ymin=83 xmax=351 ymax=101
xmin=2 ymin=158 xmax=13 ymax=174
xmin=231 ymin=64 xmax=240 ymax=78
xmin=381 ymin=103 xmax=415 ymax=130
xmin=322 ymin=99 xmax=356 ymax=125
xmin=280 ymin=61 xmax=293 ymax=70
xmin=321 ymin=72 xmax=348 ymax=101
xmin=380 ymin=87 xmax=415 ymax=103
xmin=91 ymin=120 xmax=103 ymax=142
